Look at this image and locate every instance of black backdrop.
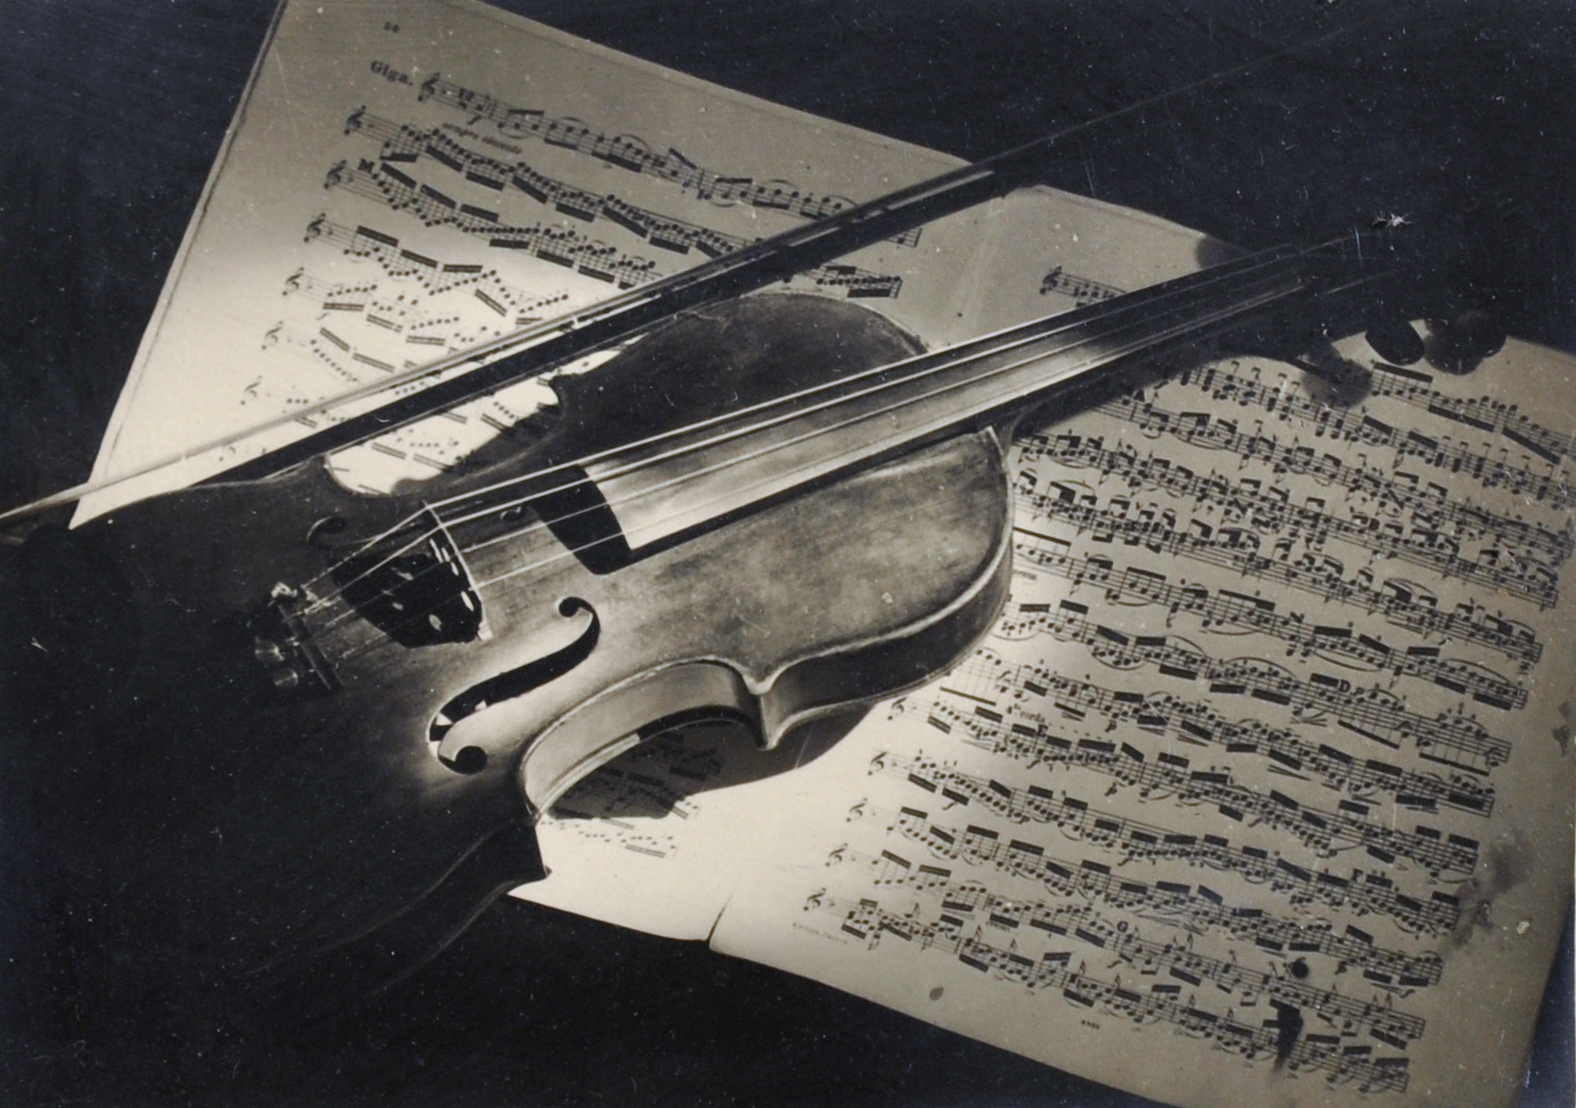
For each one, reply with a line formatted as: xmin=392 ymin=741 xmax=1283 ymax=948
xmin=0 ymin=1 xmax=1571 ymax=1105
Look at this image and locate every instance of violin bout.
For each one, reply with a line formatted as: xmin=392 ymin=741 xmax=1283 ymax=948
xmin=1 ymin=294 xmax=1016 ymax=1019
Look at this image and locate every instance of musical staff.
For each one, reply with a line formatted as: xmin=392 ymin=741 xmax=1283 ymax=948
xmin=1172 ymin=360 xmax=1576 ymax=472
xmin=283 ymin=275 xmax=568 ymax=366
xmin=1021 ymin=431 xmax=1570 ymax=571
xmin=554 ymin=762 xmax=696 ymax=822
xmin=926 ymin=648 xmax=1496 ymax=814
xmin=351 ymin=111 xmax=738 ymax=253
xmin=321 ymin=157 xmax=662 ymax=284
xmin=999 ymin=555 xmax=1527 ymax=707
xmin=805 ymin=894 xmax=1410 ymax=1091
xmin=624 ymin=728 xmax=728 ymax=786
xmin=322 ymin=155 xmax=902 ymax=298
xmin=1094 ymin=389 xmax=1576 ymax=531
xmin=1039 ymin=265 xmax=1123 ymax=305
xmin=1368 ymin=362 xmax=1575 ymax=466
xmin=414 ymin=76 xmax=923 ymax=246
xmin=1016 ymin=480 xmax=1559 ymax=610
xmin=549 ymin=723 xmax=731 ymax=821
xmin=834 ymin=846 xmax=1444 ymax=986
xmin=881 ymin=807 xmax=1461 ymax=936
xmin=290 ymin=222 xmax=572 ymax=324
xmin=883 ymin=743 xmax=1478 ymax=876
xmin=813 ymin=890 xmax=1427 ymax=1044
xmin=543 ymin=804 xmax=678 ymax=859
xmin=1012 ymin=527 xmax=1542 ymax=667
xmin=543 ymin=738 xmax=730 ymax=860
xmin=978 ymin=598 xmax=1512 ymax=776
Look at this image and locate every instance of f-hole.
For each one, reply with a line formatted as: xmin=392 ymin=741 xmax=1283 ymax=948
xmin=430 ymin=597 xmax=600 ymax=774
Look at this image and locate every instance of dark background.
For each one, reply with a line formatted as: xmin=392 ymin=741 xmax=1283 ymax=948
xmin=0 ymin=1 xmax=1571 ymax=1105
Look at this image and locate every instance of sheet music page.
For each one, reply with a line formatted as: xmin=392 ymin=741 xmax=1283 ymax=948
xmin=709 ymin=191 xmax=1576 ymax=1107
xmin=79 ymin=0 xmax=991 ymax=521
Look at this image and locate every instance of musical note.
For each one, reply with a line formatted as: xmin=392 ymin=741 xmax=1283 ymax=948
xmin=882 ymin=745 xmax=1478 ymax=876
xmin=412 ymin=80 xmax=925 ymax=246
xmin=814 ymin=889 xmax=1427 ymax=1043
xmin=941 ymin=645 xmax=1500 ymax=810
xmin=836 ymin=846 xmax=1443 ymax=986
xmin=977 ymin=601 xmax=1512 ymax=777
xmin=883 ymin=806 xmax=1460 ymax=936
xmin=285 ymin=226 xmax=572 ymax=330
xmin=807 ymin=893 xmax=1411 ymax=1089
xmin=532 ymin=721 xmax=740 ymax=860
xmin=997 ymin=564 xmax=1527 ymax=708
xmin=1039 ymin=265 xmax=1123 ymax=305
xmin=1020 ymin=432 xmax=1570 ymax=578
xmin=922 ymin=666 xmax=1494 ymax=819
xmin=554 ymin=762 xmax=696 ymax=821
xmin=1012 ymin=528 xmax=1543 ymax=667
xmin=543 ymin=806 xmax=678 ymax=859
xmin=1094 ymin=389 xmax=1576 ymax=528
xmin=1168 ymin=360 xmax=1576 ymax=469
xmin=1017 ymin=481 xmax=1559 ymax=611
xmin=324 ymin=154 xmax=902 ymax=298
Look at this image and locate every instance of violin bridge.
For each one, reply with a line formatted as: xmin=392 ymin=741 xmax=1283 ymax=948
xmin=329 ymin=506 xmax=488 ymax=647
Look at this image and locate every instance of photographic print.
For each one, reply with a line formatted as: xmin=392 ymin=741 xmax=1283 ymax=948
xmin=1 ymin=2 xmax=1571 ymax=1105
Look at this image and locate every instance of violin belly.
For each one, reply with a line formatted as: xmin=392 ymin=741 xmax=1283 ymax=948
xmin=503 ymin=431 xmax=1014 ymax=811
xmin=5 ymin=427 xmax=1011 ymax=1007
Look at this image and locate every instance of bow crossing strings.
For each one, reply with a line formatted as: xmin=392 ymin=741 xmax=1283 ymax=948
xmin=305 ymin=245 xmax=1336 ymax=662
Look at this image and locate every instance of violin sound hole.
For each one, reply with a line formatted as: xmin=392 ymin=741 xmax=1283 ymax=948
xmin=430 ymin=597 xmax=601 ymax=774
xmin=332 ymin=509 xmax=484 ymax=647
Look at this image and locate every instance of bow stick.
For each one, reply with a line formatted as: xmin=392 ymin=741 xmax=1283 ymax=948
xmin=0 ymin=11 xmax=1382 ymax=528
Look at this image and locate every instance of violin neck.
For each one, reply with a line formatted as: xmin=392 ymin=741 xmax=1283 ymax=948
xmin=586 ymin=246 xmax=1325 ymax=553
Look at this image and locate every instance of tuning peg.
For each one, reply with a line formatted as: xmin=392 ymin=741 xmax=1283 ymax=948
xmin=1364 ymin=319 xmax=1425 ymax=365
xmin=1425 ymin=310 xmax=1507 ymax=375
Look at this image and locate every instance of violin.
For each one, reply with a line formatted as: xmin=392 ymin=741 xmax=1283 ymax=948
xmin=2 ymin=242 xmax=1343 ymax=1023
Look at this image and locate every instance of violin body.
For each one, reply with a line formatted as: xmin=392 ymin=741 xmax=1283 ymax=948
xmin=6 ymin=294 xmax=1014 ymax=1013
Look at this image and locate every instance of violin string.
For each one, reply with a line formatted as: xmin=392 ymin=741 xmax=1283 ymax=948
xmin=296 ymin=124 xmax=1366 ymax=616
xmin=304 ymin=245 xmax=1304 ymax=636
xmin=304 ymin=240 xmax=1319 ymax=624
xmin=295 ymin=268 xmax=1169 ymax=606
xmin=466 ymin=263 xmax=1304 ymax=573
xmin=319 ymin=251 xmax=1313 ymax=659
xmin=314 ymin=247 xmax=1314 ymax=651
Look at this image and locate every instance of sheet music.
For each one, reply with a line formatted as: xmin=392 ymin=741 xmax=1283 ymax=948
xmin=80 ymin=0 xmax=1001 ymax=518
xmin=90 ymin=3 xmax=1572 ymax=1105
xmin=707 ymin=245 xmax=1576 ymax=1106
